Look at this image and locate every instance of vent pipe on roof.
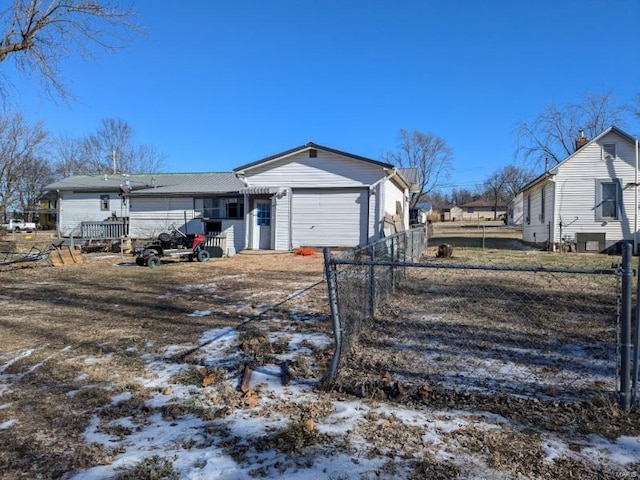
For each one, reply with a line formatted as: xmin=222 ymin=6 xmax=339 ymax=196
xmin=575 ymin=129 xmax=589 ymax=151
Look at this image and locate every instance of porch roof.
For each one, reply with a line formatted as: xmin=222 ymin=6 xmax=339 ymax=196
xmin=239 ymin=186 xmax=282 ymax=194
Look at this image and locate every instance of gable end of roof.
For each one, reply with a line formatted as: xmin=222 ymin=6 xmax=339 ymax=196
xmin=234 ymin=142 xmax=393 ymax=172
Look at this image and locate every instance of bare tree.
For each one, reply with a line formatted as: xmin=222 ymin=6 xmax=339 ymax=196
xmin=516 ymin=91 xmax=625 ymax=167
xmin=483 ymin=172 xmax=509 ymax=220
xmin=16 ymin=155 xmax=53 ymax=221
xmin=481 ymin=165 xmax=536 ymax=220
xmin=0 ymin=111 xmax=49 ymax=220
xmin=53 ymin=117 xmax=166 ymax=176
xmin=385 ymin=128 xmax=453 ymax=209
xmin=0 ymin=0 xmax=138 ymax=100
xmin=500 ymin=164 xmax=536 ymax=198
xmin=627 ymin=93 xmax=640 ymax=127
xmin=449 ymin=187 xmax=477 ymax=206
xmin=51 ymin=133 xmax=84 ymax=178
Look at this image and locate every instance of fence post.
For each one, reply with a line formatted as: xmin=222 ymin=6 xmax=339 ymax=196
xmin=411 ymin=228 xmax=415 ymax=261
xmin=369 ymin=244 xmax=376 ymax=321
xmin=323 ymin=248 xmax=342 ymax=384
xmin=620 ymin=242 xmax=632 ymax=411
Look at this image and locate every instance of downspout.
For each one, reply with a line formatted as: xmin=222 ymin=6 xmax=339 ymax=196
xmin=635 ymin=138 xmax=638 ymax=254
xmin=370 ymin=168 xmax=398 ymax=191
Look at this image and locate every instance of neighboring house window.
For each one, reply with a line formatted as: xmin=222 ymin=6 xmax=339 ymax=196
xmin=540 ymin=188 xmax=546 ymax=223
xmin=596 ymin=180 xmax=620 ymax=220
xmin=603 ymin=143 xmax=616 ymax=160
xmin=202 ymin=197 xmax=244 ymax=219
xmin=467 ymin=207 xmax=473 ymax=214
xmin=526 ymin=195 xmax=531 ymax=224
xmin=100 ymin=195 xmax=109 ymax=211
xmin=256 ymin=202 xmax=271 ymax=226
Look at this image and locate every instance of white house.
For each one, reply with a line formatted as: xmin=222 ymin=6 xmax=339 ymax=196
xmin=520 ymin=126 xmax=640 ymax=253
xmin=45 ymin=142 xmax=415 ymax=253
xmin=234 ymin=142 xmax=415 ymax=250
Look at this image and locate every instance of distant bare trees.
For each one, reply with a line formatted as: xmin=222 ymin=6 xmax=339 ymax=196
xmin=483 ymin=165 xmax=536 ymax=219
xmin=0 ymin=111 xmax=50 ymax=220
xmin=0 ymin=0 xmax=138 ymax=100
xmin=385 ymin=128 xmax=453 ymax=208
xmin=0 ymin=112 xmax=164 ymax=222
xmin=53 ymin=117 xmax=166 ymax=176
xmin=516 ymin=91 xmax=625 ymax=167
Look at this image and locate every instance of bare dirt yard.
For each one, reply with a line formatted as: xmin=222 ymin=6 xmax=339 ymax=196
xmin=0 ymin=245 xmax=639 ymax=479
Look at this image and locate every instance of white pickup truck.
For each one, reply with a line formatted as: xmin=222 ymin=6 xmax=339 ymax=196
xmin=2 ymin=219 xmax=37 ymax=233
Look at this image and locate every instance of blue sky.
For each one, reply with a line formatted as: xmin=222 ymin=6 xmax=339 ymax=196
xmin=6 ymin=0 xmax=640 ymax=191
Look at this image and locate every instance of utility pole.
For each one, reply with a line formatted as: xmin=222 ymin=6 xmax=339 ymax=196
xmin=112 ymin=149 xmax=117 ymax=175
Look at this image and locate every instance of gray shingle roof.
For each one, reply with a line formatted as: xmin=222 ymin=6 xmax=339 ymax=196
xmin=397 ymin=168 xmax=419 ymax=185
xmin=45 ymin=173 xmax=245 ymax=196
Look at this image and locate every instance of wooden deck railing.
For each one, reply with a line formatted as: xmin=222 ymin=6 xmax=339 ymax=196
xmin=80 ymin=220 xmax=129 ymax=239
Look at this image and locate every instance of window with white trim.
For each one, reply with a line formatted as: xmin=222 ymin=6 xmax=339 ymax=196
xmin=595 ymin=179 xmax=620 ymax=220
xmin=526 ymin=194 xmax=531 ymax=224
xmin=540 ymin=187 xmax=546 ymax=223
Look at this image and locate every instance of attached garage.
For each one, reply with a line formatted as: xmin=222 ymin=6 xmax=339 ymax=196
xmin=291 ymin=188 xmax=368 ymax=248
xmin=234 ymin=142 xmax=414 ymax=251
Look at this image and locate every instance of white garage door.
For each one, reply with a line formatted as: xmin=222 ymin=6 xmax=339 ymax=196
xmin=291 ymin=188 xmax=368 ymax=248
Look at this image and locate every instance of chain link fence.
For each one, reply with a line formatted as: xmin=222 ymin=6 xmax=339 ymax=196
xmin=323 ymin=231 xmax=639 ymax=411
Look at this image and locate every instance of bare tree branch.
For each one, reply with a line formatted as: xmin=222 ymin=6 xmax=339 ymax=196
xmin=0 ymin=0 xmax=139 ymax=101
xmin=0 ymin=110 xmax=49 ymax=220
xmin=481 ymin=165 xmax=536 ymax=220
xmin=516 ymin=91 xmax=625 ymax=168
xmin=52 ymin=117 xmax=166 ymax=177
xmin=384 ymin=128 xmax=453 ymax=208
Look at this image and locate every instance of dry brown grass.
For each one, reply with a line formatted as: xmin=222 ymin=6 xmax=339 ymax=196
xmin=0 ymin=251 xmax=327 ymax=479
xmin=0 ymin=243 xmax=638 ymax=479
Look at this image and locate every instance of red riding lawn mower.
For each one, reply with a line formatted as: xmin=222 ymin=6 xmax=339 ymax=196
xmin=134 ymin=227 xmax=210 ymax=267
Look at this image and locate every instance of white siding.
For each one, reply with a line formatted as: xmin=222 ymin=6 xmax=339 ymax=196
xmin=244 ymin=151 xmax=384 ymax=188
xmin=522 ymin=180 xmax=554 ymax=244
xmin=383 ymin=178 xmax=409 ymax=228
xmin=129 ymin=197 xmax=197 ymax=238
xmin=551 ymin=131 xmax=638 ymax=248
xmin=384 ymin=179 xmax=404 ymax=217
xmin=221 ymin=220 xmax=243 ymax=256
xmin=58 ymin=192 xmax=127 ymax=236
xmin=291 ymin=188 xmax=368 ymax=248
xmin=507 ymin=193 xmax=523 ymax=226
xmin=367 ymin=183 xmax=380 ymax=243
xmin=274 ymin=189 xmax=290 ymax=250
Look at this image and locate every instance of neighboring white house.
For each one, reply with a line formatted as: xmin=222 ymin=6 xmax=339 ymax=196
xmin=234 ymin=142 xmax=415 ymax=250
xmin=520 ymin=126 xmax=640 ymax=253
